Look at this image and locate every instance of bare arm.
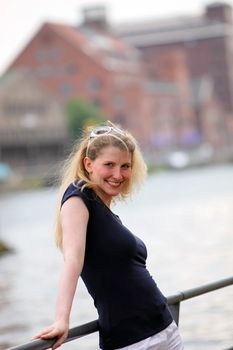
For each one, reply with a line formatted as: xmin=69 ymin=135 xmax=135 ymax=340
xmin=33 ymin=197 xmax=89 ymax=349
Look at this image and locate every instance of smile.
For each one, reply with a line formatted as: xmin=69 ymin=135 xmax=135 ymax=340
xmin=106 ymin=180 xmax=123 ymax=187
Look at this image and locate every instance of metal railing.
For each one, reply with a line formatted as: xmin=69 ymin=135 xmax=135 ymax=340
xmin=8 ymin=276 xmax=233 ymax=350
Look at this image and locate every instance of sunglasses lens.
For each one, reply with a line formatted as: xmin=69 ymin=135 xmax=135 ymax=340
xmin=94 ymin=126 xmax=111 ymax=135
xmin=90 ymin=125 xmax=125 ymax=138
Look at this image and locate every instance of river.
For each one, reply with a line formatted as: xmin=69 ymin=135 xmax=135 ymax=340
xmin=0 ymin=165 xmax=233 ymax=350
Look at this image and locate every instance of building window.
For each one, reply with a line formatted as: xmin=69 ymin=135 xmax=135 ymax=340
xmin=35 ymin=48 xmax=62 ymax=62
xmin=3 ymin=103 xmax=47 ymax=116
xmin=87 ymin=78 xmax=102 ymax=92
xmin=58 ymin=83 xmax=74 ymax=95
xmin=112 ymin=95 xmax=125 ymax=109
xmin=41 ymin=33 xmax=53 ymax=44
xmin=34 ymin=64 xmax=77 ymax=77
xmin=36 ymin=64 xmax=51 ymax=77
xmin=66 ymin=64 xmax=79 ymax=75
xmin=92 ymin=98 xmax=102 ymax=108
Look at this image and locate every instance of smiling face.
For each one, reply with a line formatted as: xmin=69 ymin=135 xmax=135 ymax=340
xmin=83 ymin=146 xmax=132 ymax=206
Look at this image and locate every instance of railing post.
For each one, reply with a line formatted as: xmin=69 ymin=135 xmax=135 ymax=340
xmin=168 ymin=302 xmax=180 ymax=326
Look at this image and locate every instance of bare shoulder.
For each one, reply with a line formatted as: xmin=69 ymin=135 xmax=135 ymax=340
xmin=61 ymin=196 xmax=89 ymax=221
xmin=60 ymin=197 xmax=89 ymax=250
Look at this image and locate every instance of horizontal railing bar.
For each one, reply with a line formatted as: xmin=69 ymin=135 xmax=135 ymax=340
xmin=8 ymin=321 xmax=99 ymax=350
xmin=7 ymin=276 xmax=233 ymax=350
xmin=167 ymin=276 xmax=233 ymax=304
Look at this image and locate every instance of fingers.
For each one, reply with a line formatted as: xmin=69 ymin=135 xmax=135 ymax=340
xmin=32 ymin=326 xmax=54 ymax=339
xmin=51 ymin=334 xmax=67 ymax=350
xmin=41 ymin=330 xmax=67 ymax=350
xmin=40 ymin=329 xmax=61 ymax=339
xmin=32 ymin=326 xmax=68 ymax=350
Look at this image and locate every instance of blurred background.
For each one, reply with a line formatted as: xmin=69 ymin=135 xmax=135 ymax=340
xmin=0 ymin=1 xmax=233 ymax=349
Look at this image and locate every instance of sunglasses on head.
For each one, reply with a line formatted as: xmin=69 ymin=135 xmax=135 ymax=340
xmin=89 ymin=125 xmax=125 ymax=138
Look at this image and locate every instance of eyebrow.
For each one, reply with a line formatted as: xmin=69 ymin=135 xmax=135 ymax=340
xmin=104 ymin=160 xmax=131 ymax=165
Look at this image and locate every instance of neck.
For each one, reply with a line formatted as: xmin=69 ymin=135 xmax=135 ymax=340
xmin=95 ymin=189 xmax=112 ymax=208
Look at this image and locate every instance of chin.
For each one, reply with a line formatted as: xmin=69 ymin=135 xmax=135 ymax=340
xmin=105 ymin=188 xmax=120 ymax=196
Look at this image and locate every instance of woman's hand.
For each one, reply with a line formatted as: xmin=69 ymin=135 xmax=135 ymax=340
xmin=32 ymin=321 xmax=69 ymax=349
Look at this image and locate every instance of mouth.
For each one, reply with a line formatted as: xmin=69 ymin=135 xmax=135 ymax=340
xmin=106 ymin=180 xmax=123 ymax=188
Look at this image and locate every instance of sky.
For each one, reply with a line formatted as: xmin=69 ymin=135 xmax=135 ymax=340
xmin=0 ymin=0 xmax=232 ymax=74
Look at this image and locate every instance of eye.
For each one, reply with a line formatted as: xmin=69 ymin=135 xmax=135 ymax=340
xmin=121 ymin=163 xmax=131 ymax=169
xmin=105 ymin=162 xmax=114 ymax=167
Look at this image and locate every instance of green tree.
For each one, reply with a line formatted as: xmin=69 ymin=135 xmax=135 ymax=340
xmin=66 ymin=98 xmax=105 ymax=142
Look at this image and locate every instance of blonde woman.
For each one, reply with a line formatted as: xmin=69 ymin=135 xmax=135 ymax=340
xmin=33 ymin=123 xmax=183 ymax=350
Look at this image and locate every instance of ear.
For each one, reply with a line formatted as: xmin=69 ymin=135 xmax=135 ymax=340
xmin=83 ymin=156 xmax=93 ymax=174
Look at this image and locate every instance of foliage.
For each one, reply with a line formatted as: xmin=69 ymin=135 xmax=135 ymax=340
xmin=0 ymin=239 xmax=12 ymax=255
xmin=66 ymin=98 xmax=105 ymax=142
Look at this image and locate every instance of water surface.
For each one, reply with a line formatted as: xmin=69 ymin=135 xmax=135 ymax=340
xmin=0 ymin=165 xmax=233 ymax=349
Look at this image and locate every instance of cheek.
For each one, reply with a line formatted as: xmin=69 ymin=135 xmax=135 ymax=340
xmin=123 ymin=169 xmax=132 ymax=179
xmin=93 ymin=166 xmax=110 ymax=178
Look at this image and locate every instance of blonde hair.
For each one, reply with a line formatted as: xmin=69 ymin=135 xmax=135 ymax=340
xmin=55 ymin=122 xmax=147 ymax=248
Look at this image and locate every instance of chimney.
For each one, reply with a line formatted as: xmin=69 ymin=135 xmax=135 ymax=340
xmin=81 ymin=5 xmax=109 ymax=31
xmin=205 ymin=2 xmax=233 ymax=23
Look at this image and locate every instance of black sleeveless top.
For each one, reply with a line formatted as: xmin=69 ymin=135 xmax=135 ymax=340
xmin=61 ymin=182 xmax=173 ymax=350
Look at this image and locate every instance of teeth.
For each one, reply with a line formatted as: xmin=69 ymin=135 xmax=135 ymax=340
xmin=107 ymin=181 xmax=121 ymax=186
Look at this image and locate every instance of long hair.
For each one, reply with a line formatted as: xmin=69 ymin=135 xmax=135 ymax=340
xmin=55 ymin=122 xmax=147 ymax=248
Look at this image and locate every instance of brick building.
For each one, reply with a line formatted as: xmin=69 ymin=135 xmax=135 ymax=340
xmin=6 ymin=19 xmax=149 ymax=146
xmin=2 ymin=3 xmax=230 ymax=161
xmin=115 ymin=2 xmax=233 ymax=114
xmin=114 ymin=2 xmax=233 ymax=151
xmin=5 ymin=15 xmax=199 ymax=151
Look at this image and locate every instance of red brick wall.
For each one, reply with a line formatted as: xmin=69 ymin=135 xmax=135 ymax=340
xmin=139 ymin=36 xmax=233 ymax=112
xmin=8 ymin=24 xmax=149 ymax=146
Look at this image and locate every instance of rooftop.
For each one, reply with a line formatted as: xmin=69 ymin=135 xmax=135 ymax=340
xmin=113 ymin=2 xmax=233 ymax=46
xmin=113 ymin=18 xmax=232 ymax=46
xmin=46 ymin=22 xmax=142 ymax=74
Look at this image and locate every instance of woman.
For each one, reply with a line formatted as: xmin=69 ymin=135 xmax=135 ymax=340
xmin=33 ymin=123 xmax=183 ymax=350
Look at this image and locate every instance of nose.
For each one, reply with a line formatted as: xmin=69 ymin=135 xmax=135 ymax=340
xmin=112 ymin=167 xmax=123 ymax=180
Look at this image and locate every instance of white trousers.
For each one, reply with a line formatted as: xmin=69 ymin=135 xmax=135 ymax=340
xmin=115 ymin=321 xmax=184 ymax=350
